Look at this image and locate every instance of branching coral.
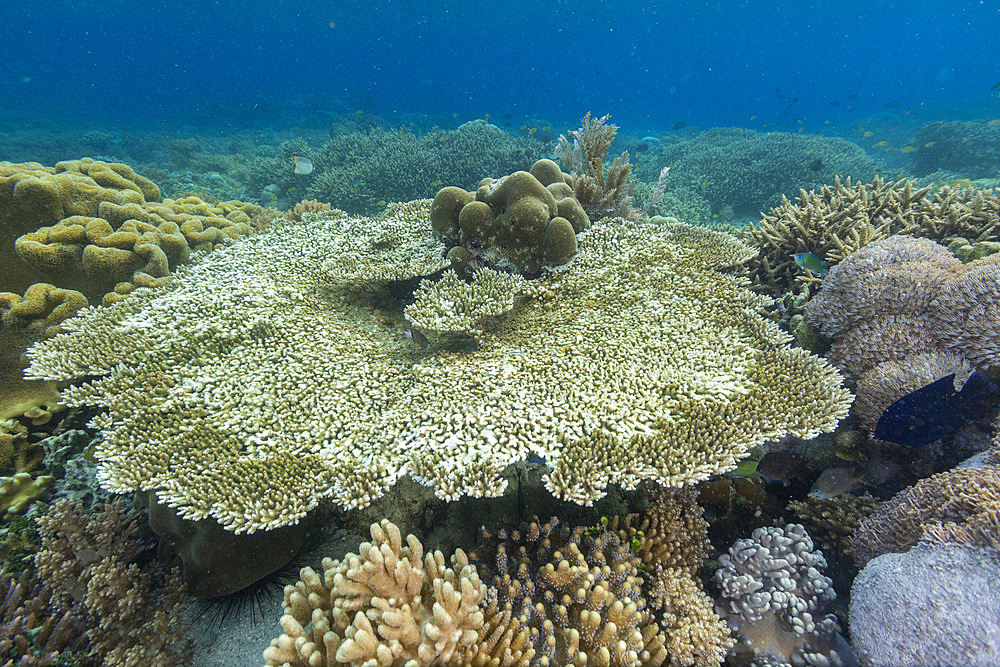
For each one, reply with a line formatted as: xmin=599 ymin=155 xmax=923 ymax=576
xmin=33 ymin=498 xmax=194 ymax=665
xmin=742 ymin=176 xmax=1000 ymax=296
xmin=716 ymin=523 xmax=852 ymax=667
xmin=264 ymin=519 xmax=531 ymax=667
xmin=851 ymin=465 xmax=1000 ymax=567
xmin=24 ymin=201 xmax=851 ymax=534
xmin=556 ymin=113 xmax=642 ymax=221
xmin=788 ymin=493 xmax=880 ymax=563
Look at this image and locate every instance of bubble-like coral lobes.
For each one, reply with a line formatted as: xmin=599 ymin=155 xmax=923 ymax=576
xmin=430 ymin=160 xmax=590 ymax=276
xmin=716 ymin=523 xmax=853 ymax=667
xmin=24 ymin=200 xmax=851 ymax=534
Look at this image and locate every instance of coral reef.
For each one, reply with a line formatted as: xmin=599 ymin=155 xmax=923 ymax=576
xmin=33 ymin=498 xmax=194 ymax=665
xmin=242 ymin=121 xmax=546 ymax=214
xmin=0 ymin=569 xmax=88 ymax=666
xmin=24 ymin=200 xmax=851 ymax=534
xmin=909 ymin=119 xmax=1000 ymax=178
xmin=267 ymin=488 xmax=732 ymax=667
xmin=850 ymin=465 xmax=1000 ymax=567
xmin=429 ymin=159 xmax=589 ymax=276
xmin=742 ymin=176 xmax=1000 ymax=296
xmin=642 ymin=128 xmax=876 ymax=222
xmin=849 ymin=542 xmax=1000 ymax=667
xmin=716 ymin=523 xmax=854 ymax=667
xmin=264 ymin=519 xmax=531 ymax=667
xmin=555 ymin=113 xmax=642 ymax=221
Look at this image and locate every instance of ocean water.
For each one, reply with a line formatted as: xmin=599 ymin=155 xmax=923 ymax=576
xmin=3 ymin=0 xmax=999 ymax=132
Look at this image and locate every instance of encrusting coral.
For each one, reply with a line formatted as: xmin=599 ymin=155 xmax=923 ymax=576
xmin=24 ymin=199 xmax=851 ymax=534
xmin=716 ymin=523 xmax=853 ymax=667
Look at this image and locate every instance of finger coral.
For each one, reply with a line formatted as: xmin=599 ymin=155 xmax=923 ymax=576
xmin=25 ymin=200 xmax=851 ymax=534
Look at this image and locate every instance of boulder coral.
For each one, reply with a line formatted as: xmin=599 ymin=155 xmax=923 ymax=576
xmin=430 ymin=159 xmax=590 ymax=276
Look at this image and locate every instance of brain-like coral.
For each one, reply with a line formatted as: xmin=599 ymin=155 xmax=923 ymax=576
xmin=25 ymin=200 xmax=851 ymax=534
xmin=716 ymin=523 xmax=851 ymax=667
xmin=1 ymin=158 xmax=260 ymax=305
xmin=430 ymin=159 xmax=590 ymax=276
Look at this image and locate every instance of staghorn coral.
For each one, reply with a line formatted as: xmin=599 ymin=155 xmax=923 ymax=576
xmin=34 ymin=498 xmax=194 ymax=665
xmin=851 ymin=465 xmax=1000 ymax=567
xmin=24 ymin=200 xmax=851 ymax=534
xmin=716 ymin=523 xmax=853 ymax=667
xmin=743 ymin=175 xmax=1000 ymax=297
xmin=264 ymin=519 xmax=531 ymax=667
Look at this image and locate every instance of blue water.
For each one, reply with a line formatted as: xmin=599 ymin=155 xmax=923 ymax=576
xmin=3 ymin=0 xmax=999 ymax=132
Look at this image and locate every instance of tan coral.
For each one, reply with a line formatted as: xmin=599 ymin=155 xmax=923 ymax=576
xmin=264 ymin=519 xmax=508 ymax=667
xmin=25 ymin=202 xmax=851 ymax=533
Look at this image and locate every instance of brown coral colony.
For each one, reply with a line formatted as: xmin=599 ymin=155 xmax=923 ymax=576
xmin=431 ymin=159 xmax=590 ymax=277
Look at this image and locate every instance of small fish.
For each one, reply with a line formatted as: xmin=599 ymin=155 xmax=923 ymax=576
xmin=19 ymin=75 xmax=32 ymax=84
xmin=356 ymin=109 xmax=364 ymax=115
xmin=923 ymin=141 xmax=936 ymax=148
xmin=750 ymin=115 xmax=757 ymax=121
xmin=484 ymin=113 xmax=491 ymax=121
xmin=430 ymin=179 xmax=442 ymax=187
xmin=377 ymin=200 xmax=387 ymax=206
xmin=403 ymin=327 xmax=429 ymax=347
xmin=810 ymin=466 xmax=865 ymax=499
xmin=792 ymin=252 xmax=829 ymax=277
xmin=901 ymin=145 xmax=915 ymax=153
xmin=863 ymin=130 xmax=875 ymax=138
xmin=672 ymin=120 xmax=688 ymax=130
xmin=946 ymin=178 xmax=974 ymax=189
xmin=808 ymin=158 xmax=825 ymax=172
xmin=988 ymin=119 xmax=1000 ymax=126
xmin=527 ymin=454 xmax=548 ymax=465
xmin=874 ymin=140 xmax=890 ymax=147
xmin=757 ymin=451 xmax=807 ymax=483
xmin=293 ymin=156 xmax=313 ymax=175
xmin=528 ymin=127 xmax=537 ymax=135
xmin=874 ymin=371 xmax=998 ymax=447
xmin=992 ymin=81 xmax=1000 ymax=91
xmin=731 ymin=459 xmax=760 ymax=478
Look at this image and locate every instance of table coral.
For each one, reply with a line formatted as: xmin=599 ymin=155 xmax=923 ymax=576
xmin=716 ymin=523 xmax=854 ymax=667
xmin=25 ymin=200 xmax=851 ymax=534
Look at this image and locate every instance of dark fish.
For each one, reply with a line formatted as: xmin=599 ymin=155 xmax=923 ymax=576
xmin=808 ymin=158 xmax=825 ymax=172
xmin=884 ymin=101 xmax=901 ymax=109
xmin=874 ymin=371 xmax=998 ymax=447
xmin=672 ymin=120 xmax=688 ymax=131
xmin=993 ymin=81 xmax=1000 ymax=91
xmin=527 ymin=454 xmax=547 ymax=465
xmin=847 ymin=93 xmax=860 ymax=101
xmin=757 ymin=451 xmax=807 ymax=483
xmin=810 ymin=466 xmax=865 ymax=499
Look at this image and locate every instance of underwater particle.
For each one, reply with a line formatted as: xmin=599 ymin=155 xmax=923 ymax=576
xmin=292 ymin=156 xmax=313 ymax=175
xmin=792 ymin=252 xmax=829 ymax=277
xmin=874 ymin=370 xmax=998 ymax=448
xmin=809 ymin=466 xmax=865 ymax=499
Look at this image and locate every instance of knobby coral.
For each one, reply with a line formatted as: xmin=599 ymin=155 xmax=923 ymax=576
xmin=25 ymin=200 xmax=851 ymax=534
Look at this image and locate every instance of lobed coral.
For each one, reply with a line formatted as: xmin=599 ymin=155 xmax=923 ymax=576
xmin=430 ymin=159 xmax=590 ymax=276
xmin=803 ymin=237 xmax=1000 ymax=441
xmin=716 ymin=523 xmax=853 ymax=667
xmin=24 ymin=200 xmax=851 ymax=534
